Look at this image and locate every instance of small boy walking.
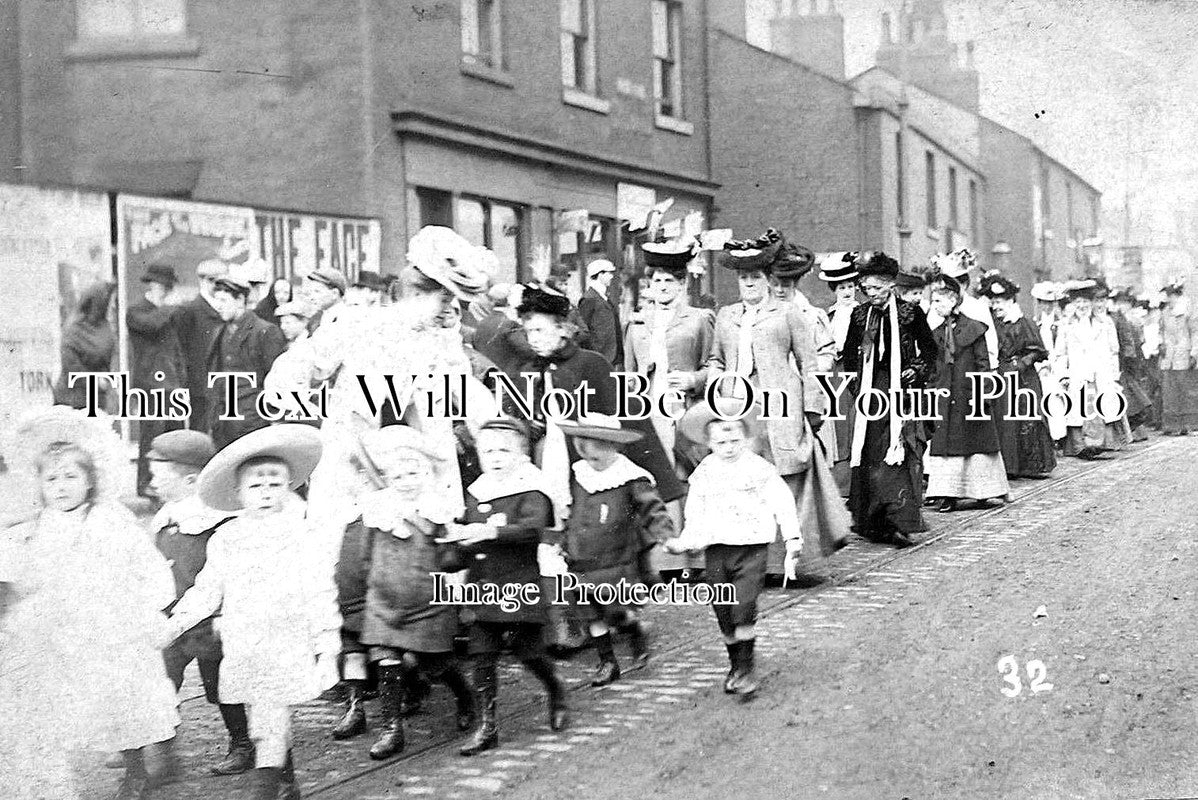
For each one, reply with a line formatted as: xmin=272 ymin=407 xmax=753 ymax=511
xmin=558 ymin=414 xmax=674 ymax=686
xmin=666 ymin=399 xmax=802 ymax=698
xmin=162 ymin=425 xmax=341 ymax=799
xmin=146 ymin=430 xmax=253 ymax=775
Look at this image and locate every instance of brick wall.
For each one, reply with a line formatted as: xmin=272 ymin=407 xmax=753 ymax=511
xmin=707 ymin=30 xmax=860 ymax=305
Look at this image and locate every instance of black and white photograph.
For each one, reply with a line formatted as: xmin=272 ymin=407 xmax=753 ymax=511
xmin=1 ymin=1 xmax=1196 ymax=798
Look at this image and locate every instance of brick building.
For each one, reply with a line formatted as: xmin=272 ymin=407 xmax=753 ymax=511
xmin=3 ymin=0 xmax=717 ymax=296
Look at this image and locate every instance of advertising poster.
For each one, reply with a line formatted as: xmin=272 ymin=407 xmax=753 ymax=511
xmin=0 ymin=183 xmax=112 ymax=439
xmin=253 ymin=209 xmax=381 ymax=283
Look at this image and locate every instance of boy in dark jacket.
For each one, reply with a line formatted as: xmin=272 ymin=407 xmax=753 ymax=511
xmin=559 ymin=415 xmax=675 ymax=686
xmin=146 ymin=430 xmax=249 ymax=775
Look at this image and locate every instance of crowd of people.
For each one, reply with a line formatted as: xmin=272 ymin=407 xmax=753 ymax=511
xmin=2 ymin=223 xmax=1194 ymax=800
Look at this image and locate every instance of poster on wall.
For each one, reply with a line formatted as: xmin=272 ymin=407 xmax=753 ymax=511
xmin=253 ymin=209 xmax=381 ymax=283
xmin=0 ymin=183 xmax=112 ymax=441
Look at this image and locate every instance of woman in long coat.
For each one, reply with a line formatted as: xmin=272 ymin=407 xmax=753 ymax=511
xmin=623 ymin=242 xmax=714 ymax=576
xmin=708 ymin=231 xmax=851 ymax=571
xmin=1052 ymin=281 xmax=1125 ymax=456
xmin=925 ymin=275 xmax=1010 ymax=511
xmin=822 ymin=258 xmax=862 ymax=495
xmin=1155 ymin=283 xmax=1198 ymax=435
xmin=980 ymin=274 xmax=1056 ymax=478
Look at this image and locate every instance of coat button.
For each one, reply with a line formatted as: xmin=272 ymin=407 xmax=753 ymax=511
xmin=475 ymin=553 xmax=486 ymax=560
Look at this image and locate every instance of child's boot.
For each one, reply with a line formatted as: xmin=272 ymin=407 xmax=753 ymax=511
xmin=278 ymin=751 xmax=301 ymax=800
xmin=621 ymin=620 xmax=649 ymax=667
xmin=368 ymin=663 xmax=406 ymax=760
xmin=724 ymin=641 xmax=743 ymax=693
xmin=589 ymin=633 xmax=621 ymax=686
xmin=439 ymin=659 xmax=478 ymax=732
xmin=331 ymin=680 xmax=368 ymax=740
xmin=212 ymin=703 xmax=255 ymax=775
xmin=524 ymin=656 xmax=569 ymax=732
xmin=110 ymin=750 xmax=147 ymax=800
xmin=733 ymin=639 xmax=759 ymax=698
xmin=459 ymin=655 xmax=499 ymax=755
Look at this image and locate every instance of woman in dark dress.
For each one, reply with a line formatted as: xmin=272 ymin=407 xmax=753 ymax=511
xmin=979 ymin=274 xmax=1057 ymax=478
xmin=841 ymin=253 xmax=938 ymax=546
xmin=53 ymin=282 xmax=116 ymax=409
xmin=924 ymin=275 xmax=1010 ymax=511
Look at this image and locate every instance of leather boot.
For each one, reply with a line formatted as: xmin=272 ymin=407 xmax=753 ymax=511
xmin=141 ymin=738 xmax=181 ymax=789
xmin=251 ymin=766 xmax=283 ymax=800
xmin=400 ymin=668 xmax=430 ymax=717
xmin=439 ymin=659 xmax=478 ymax=732
xmin=589 ymin=633 xmax=621 ymax=687
xmin=524 ymin=656 xmax=569 ymax=732
xmin=278 ymin=751 xmax=301 ymax=800
xmin=212 ymin=703 xmax=255 ymax=775
xmin=331 ymin=680 xmax=368 ymax=740
xmin=459 ymin=656 xmax=499 ymax=756
xmin=368 ymin=664 xmax=406 ymax=760
xmin=724 ymin=642 xmax=742 ymax=693
xmin=733 ymin=639 xmax=759 ymax=698
xmin=621 ymin=620 xmax=649 ymax=667
xmin=111 ymin=750 xmax=147 ymax=800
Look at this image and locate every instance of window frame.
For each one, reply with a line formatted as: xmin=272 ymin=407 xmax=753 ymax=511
xmin=560 ymin=0 xmax=598 ymax=97
xmin=461 ymin=0 xmax=505 ymax=72
xmin=652 ymin=0 xmax=684 ymax=121
xmin=968 ymin=179 xmax=978 ymax=242
xmin=70 ymin=0 xmax=198 ymax=59
xmin=948 ymin=165 xmax=959 ymax=230
xmin=895 ymin=131 xmax=906 ymax=225
xmin=925 ymin=150 xmax=937 ymax=231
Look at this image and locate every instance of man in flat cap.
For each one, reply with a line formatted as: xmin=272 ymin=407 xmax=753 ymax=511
xmin=206 ymin=275 xmax=288 ymax=448
xmin=303 ymin=268 xmax=348 ymax=334
xmin=346 ymin=271 xmax=384 ymax=308
xmin=577 ymin=259 xmax=624 ymax=368
xmin=128 ymin=262 xmax=187 ymax=496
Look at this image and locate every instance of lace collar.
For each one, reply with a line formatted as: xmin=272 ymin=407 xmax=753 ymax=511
xmin=467 ymin=460 xmax=556 ymax=505
xmin=571 ymin=455 xmax=654 ymax=494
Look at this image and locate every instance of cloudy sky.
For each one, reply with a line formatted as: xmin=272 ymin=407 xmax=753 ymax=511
xmin=746 ymin=0 xmax=1198 ymax=252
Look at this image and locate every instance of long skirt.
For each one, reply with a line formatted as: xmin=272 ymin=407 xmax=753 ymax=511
xmin=926 ymin=453 xmax=1009 ymax=500
xmin=848 ymin=418 xmax=927 ymax=537
xmin=996 ymin=368 xmax=1056 ymax=477
xmin=1161 ymin=369 xmax=1198 ymax=433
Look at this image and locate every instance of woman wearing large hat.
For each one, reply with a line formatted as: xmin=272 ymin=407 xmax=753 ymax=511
xmin=979 ymin=274 xmax=1057 ymax=478
xmin=708 ymin=230 xmax=851 ymax=572
xmin=841 ymin=252 xmax=939 ymax=544
xmin=1052 ymin=280 xmax=1127 ymax=455
xmin=623 ymin=240 xmax=715 ymax=576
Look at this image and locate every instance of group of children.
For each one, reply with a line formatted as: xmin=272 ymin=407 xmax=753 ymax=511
xmin=0 ymin=394 xmax=805 ymax=798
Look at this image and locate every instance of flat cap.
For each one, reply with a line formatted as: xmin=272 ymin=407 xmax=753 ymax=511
xmin=148 ymin=429 xmax=217 ymax=468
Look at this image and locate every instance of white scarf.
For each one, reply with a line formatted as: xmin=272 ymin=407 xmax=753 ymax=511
xmin=849 ymin=295 xmax=904 ymax=468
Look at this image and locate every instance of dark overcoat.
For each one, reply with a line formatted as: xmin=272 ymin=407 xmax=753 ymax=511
xmin=929 ymin=314 xmax=1000 ymax=456
xmin=205 ymin=311 xmax=287 ymax=445
xmin=459 ymin=489 xmax=555 ymax=624
xmin=565 ymin=474 xmax=674 ymax=586
xmin=176 ymin=295 xmax=225 ymax=426
xmin=127 ymin=297 xmax=186 ymax=391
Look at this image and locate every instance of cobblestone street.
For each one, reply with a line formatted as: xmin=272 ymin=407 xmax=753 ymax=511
xmin=71 ymin=435 xmax=1195 ymax=800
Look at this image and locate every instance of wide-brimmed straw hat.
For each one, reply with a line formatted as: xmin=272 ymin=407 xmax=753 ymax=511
xmin=819 ymin=253 xmax=860 ymax=283
xmin=1030 ymin=281 xmax=1064 ymax=302
xmin=198 ymin=424 xmax=323 ymax=511
xmin=677 ymin=397 xmax=761 ymax=445
xmin=556 ymin=414 xmax=642 ymax=445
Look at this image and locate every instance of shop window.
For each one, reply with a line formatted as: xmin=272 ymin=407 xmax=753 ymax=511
xmin=461 ymin=0 xmax=504 ymax=70
xmin=652 ymin=0 xmax=683 ymax=119
xmin=560 ymin=0 xmax=597 ymax=94
xmin=454 ymin=196 xmax=524 ymax=284
xmin=558 ymin=215 xmax=620 ymax=298
xmin=76 ymin=0 xmax=187 ymax=38
xmin=415 ymin=187 xmax=453 ymax=229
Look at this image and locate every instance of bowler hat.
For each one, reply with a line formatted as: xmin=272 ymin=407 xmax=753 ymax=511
xmin=198 ymin=424 xmax=323 ymax=511
xmin=148 ymin=430 xmax=217 ymax=469
xmin=141 ymin=264 xmax=177 ymax=287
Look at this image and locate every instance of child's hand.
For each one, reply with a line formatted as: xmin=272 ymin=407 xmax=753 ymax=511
xmin=437 ymin=522 xmax=497 ymax=546
xmin=662 ymin=537 xmax=691 ymax=555
xmin=784 ymin=540 xmax=803 ymax=581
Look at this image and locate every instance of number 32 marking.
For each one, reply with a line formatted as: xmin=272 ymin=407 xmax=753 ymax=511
xmin=997 ymin=655 xmax=1053 ymax=697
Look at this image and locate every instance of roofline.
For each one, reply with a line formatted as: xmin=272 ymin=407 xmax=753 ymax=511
xmin=709 ymin=28 xmax=858 ymax=95
xmin=855 ymin=65 xmax=1101 ymax=195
